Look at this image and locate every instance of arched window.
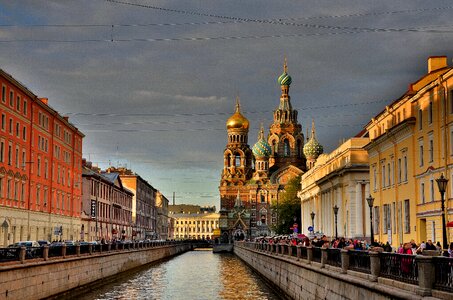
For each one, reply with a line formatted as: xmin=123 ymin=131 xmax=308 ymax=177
xmin=235 ymin=154 xmax=241 ymax=167
xmin=226 ymin=154 xmax=231 ymax=167
xmin=272 ymin=140 xmax=277 ymax=156
xmin=284 ymin=139 xmax=290 ymax=157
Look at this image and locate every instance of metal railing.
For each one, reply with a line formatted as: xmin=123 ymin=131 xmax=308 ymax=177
xmin=0 ymin=240 xmax=195 ymax=263
xmin=433 ymin=256 xmax=453 ymax=292
xmin=379 ymin=252 xmax=418 ymax=285
xmin=235 ymin=241 xmax=453 ymax=295
xmin=0 ymin=247 xmax=20 ymax=262
xmin=326 ymin=248 xmax=342 ymax=268
xmin=348 ymin=250 xmax=371 ymax=274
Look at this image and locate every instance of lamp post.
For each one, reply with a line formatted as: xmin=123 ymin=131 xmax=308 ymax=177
xmin=310 ymin=211 xmax=315 ymax=232
xmin=333 ymin=205 xmax=339 ymax=240
xmin=436 ymin=173 xmax=449 ymax=256
xmin=366 ymin=195 xmax=375 ymax=245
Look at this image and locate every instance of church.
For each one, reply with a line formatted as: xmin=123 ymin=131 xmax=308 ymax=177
xmin=218 ymin=60 xmax=324 ymax=239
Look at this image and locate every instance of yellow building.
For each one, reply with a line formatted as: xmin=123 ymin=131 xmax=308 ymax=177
xmin=298 ymin=137 xmax=369 ymax=239
xmin=172 ymin=212 xmax=219 ymax=240
xmin=365 ymin=56 xmax=453 ymax=247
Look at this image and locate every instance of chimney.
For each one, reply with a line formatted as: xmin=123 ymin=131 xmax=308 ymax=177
xmin=63 ymin=116 xmax=69 ymax=121
xmin=39 ymin=98 xmax=48 ymax=105
xmin=428 ymin=56 xmax=447 ymax=73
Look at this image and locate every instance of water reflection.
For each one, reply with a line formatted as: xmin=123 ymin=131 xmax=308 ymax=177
xmin=75 ymin=250 xmax=280 ymax=300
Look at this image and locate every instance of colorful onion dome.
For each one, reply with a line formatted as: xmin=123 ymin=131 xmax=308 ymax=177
xmin=303 ymin=120 xmax=323 ymax=159
xmin=277 ymin=57 xmax=292 ymax=86
xmin=226 ymin=97 xmax=249 ymax=130
xmin=252 ymin=125 xmax=271 ymax=157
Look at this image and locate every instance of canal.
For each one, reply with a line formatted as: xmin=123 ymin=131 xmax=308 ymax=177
xmin=70 ymin=249 xmax=281 ymax=300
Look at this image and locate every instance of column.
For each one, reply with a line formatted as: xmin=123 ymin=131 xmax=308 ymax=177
xmin=337 ymin=188 xmax=343 ymax=237
xmin=364 ymin=183 xmax=371 ymax=238
xmin=355 ymin=182 xmax=364 ymax=237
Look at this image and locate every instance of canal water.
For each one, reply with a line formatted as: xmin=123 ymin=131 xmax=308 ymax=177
xmin=73 ymin=249 xmax=281 ymax=300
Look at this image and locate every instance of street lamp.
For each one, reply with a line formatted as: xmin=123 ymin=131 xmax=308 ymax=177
xmin=333 ymin=205 xmax=339 ymax=239
xmin=366 ymin=195 xmax=375 ymax=245
xmin=436 ymin=173 xmax=449 ymax=256
xmin=310 ymin=211 xmax=315 ymax=231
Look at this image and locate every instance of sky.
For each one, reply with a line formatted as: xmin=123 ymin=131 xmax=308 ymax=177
xmin=1 ymin=0 xmax=453 ymax=208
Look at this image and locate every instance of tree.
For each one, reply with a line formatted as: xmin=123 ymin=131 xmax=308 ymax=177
xmin=271 ymin=175 xmax=301 ymax=234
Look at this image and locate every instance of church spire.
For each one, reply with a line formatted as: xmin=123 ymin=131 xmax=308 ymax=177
xmin=234 ymin=190 xmax=243 ymax=208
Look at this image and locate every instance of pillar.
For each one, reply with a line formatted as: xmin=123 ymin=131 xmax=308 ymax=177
xmin=416 ymin=256 xmax=435 ymax=296
xmin=369 ymin=251 xmax=380 ymax=282
xmin=340 ymin=249 xmax=349 ymax=274
xmin=355 ymin=182 xmax=364 ymax=237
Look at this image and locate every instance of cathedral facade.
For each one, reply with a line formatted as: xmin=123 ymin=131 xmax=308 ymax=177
xmin=219 ymin=61 xmax=323 ymax=239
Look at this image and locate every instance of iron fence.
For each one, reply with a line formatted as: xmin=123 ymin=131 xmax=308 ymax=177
xmin=433 ymin=256 xmax=453 ymax=292
xmin=0 ymin=247 xmax=20 ymax=262
xmin=300 ymin=246 xmax=307 ymax=260
xmin=348 ymin=250 xmax=371 ymax=274
xmin=326 ymin=248 xmax=342 ymax=267
xmin=312 ymin=247 xmax=321 ymax=263
xmin=379 ymin=252 xmax=418 ymax=285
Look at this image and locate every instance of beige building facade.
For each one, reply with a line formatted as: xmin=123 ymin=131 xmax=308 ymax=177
xmin=173 ymin=212 xmax=219 ymax=240
xmin=299 ymin=138 xmax=369 ymax=239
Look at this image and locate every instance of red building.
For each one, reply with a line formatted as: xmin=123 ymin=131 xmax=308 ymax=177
xmin=0 ymin=68 xmax=84 ymax=246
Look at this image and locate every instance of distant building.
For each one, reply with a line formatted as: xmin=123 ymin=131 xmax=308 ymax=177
xmin=365 ymin=56 xmax=453 ymax=247
xmin=81 ymin=161 xmax=133 ymax=241
xmin=169 ymin=204 xmax=216 ymax=214
xmin=0 ymin=68 xmax=84 ymax=246
xmin=105 ymin=167 xmax=157 ymax=240
xmin=156 ymin=191 xmax=170 ymax=240
xmin=219 ymin=60 xmax=310 ymax=239
xmin=172 ymin=212 xmax=219 ymax=240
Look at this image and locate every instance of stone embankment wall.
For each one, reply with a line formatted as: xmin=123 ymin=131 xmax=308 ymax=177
xmin=0 ymin=244 xmax=191 ymax=300
xmin=234 ymin=244 xmax=450 ymax=300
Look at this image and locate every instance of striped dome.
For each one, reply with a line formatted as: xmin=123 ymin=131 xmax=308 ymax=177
xmin=252 ymin=125 xmax=271 ymax=158
xmin=252 ymin=139 xmax=272 ymax=158
xmin=278 ymin=72 xmax=292 ymax=86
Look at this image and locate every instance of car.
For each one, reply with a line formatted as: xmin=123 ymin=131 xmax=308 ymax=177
xmin=9 ymin=241 xmax=40 ymax=248
xmin=37 ymin=240 xmax=50 ymax=247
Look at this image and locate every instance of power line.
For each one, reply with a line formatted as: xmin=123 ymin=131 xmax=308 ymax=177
xmin=64 ymin=99 xmax=389 ymax=117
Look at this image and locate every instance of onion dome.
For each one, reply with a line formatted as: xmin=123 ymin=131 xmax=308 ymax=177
xmin=252 ymin=124 xmax=271 ymax=158
xmin=277 ymin=58 xmax=292 ymax=86
xmin=303 ymin=120 xmax=323 ymax=159
xmin=226 ymin=97 xmax=249 ymax=130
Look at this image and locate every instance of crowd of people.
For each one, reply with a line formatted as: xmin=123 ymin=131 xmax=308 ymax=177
xmin=254 ymin=234 xmax=453 ymax=257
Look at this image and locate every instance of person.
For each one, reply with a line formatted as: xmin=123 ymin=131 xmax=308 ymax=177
xmin=398 ymin=242 xmax=413 ymax=275
xmin=448 ymin=242 xmax=453 ymax=258
xmin=416 ymin=241 xmax=426 ymax=254
xmin=383 ymin=241 xmax=392 ymax=252
xmin=425 ymin=240 xmax=437 ymax=250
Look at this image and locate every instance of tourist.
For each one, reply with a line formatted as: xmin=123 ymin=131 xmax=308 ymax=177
xmin=425 ymin=240 xmax=437 ymax=250
xmin=448 ymin=242 xmax=453 ymax=258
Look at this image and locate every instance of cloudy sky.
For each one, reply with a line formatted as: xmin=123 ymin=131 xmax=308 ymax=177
xmin=1 ymin=1 xmax=453 ymax=207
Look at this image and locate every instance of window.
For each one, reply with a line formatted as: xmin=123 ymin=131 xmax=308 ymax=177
xmin=7 ymin=143 xmax=12 ymax=165
xmin=398 ymin=158 xmax=402 ymax=183
xmin=1 ymin=114 xmax=5 ymax=131
xmin=21 ymin=184 xmax=24 ymax=203
xmin=43 ymin=188 xmax=48 ymax=206
xmin=429 ymin=138 xmax=434 ymax=162
xmin=382 ymin=165 xmax=386 ymax=188
xmin=15 ymin=147 xmax=19 ymax=168
xmin=23 ymin=100 xmax=27 ymax=115
xmin=36 ymin=186 xmax=40 ymax=205
xmin=9 ymin=91 xmax=13 ymax=107
xmin=428 ymin=101 xmax=433 ymax=124
xmin=22 ymin=127 xmax=26 ymax=140
xmin=16 ymin=96 xmax=20 ymax=111
xmin=37 ymin=156 xmax=41 ymax=176
xmin=404 ymin=199 xmax=410 ymax=233
xmin=0 ymin=140 xmax=3 ymax=163
xmin=7 ymin=178 xmax=11 ymax=199
xmin=387 ymin=162 xmax=391 ymax=186
xmin=1 ymin=85 xmax=5 ymax=102
xmin=373 ymin=166 xmax=378 ymax=190
xmin=21 ymin=150 xmax=25 ymax=170
xmin=235 ymin=154 xmax=240 ymax=167
xmin=403 ymin=155 xmax=408 ymax=181
xmin=8 ymin=118 xmax=12 ymax=134
xmin=0 ymin=177 xmax=3 ymax=198
xmin=15 ymin=122 xmax=19 ymax=137
xmin=284 ymin=139 xmax=290 ymax=157
xmin=44 ymin=160 xmax=48 ymax=179
xmin=419 ymin=143 xmax=424 ymax=167
xmin=421 ymin=183 xmax=425 ymax=204
xmin=418 ymin=109 xmax=423 ymax=130
xmin=430 ymin=179 xmax=434 ymax=202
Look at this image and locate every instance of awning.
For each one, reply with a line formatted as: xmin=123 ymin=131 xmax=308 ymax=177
xmin=447 ymin=221 xmax=453 ymax=227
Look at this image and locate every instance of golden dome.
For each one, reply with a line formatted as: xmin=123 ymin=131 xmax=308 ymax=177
xmin=226 ymin=98 xmax=249 ymax=130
